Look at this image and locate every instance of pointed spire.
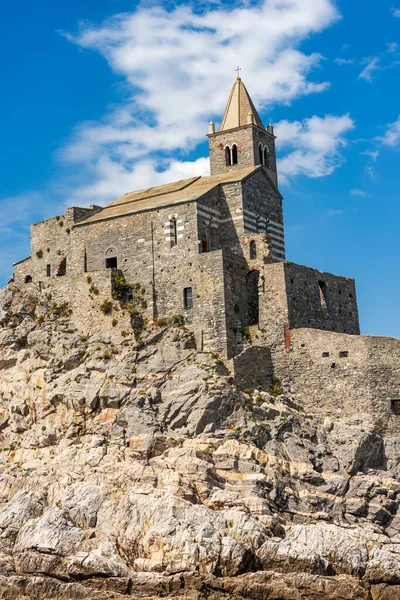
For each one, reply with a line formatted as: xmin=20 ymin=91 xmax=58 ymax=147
xmin=219 ymin=78 xmax=265 ymax=132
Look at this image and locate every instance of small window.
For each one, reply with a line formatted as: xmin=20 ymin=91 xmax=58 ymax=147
xmin=105 ymin=256 xmax=118 ymax=269
xmin=339 ymin=351 xmax=348 ymax=358
xmin=169 ymin=218 xmax=178 ymax=248
xmin=232 ymin=144 xmax=238 ymax=165
xmin=322 ymin=352 xmax=330 ymax=358
xmin=202 ymin=239 xmax=209 ymax=253
xmin=25 ymin=275 xmax=32 ymax=283
xmin=263 ymin=147 xmax=269 ymax=168
xmin=184 ymin=287 xmax=193 ymax=309
xmin=318 ymin=281 xmax=327 ymax=309
xmin=225 ymin=146 xmax=231 ymax=166
xmin=391 ymin=400 xmax=400 ymax=415
xmin=46 ymin=264 xmax=51 ymax=277
xmin=259 ymin=144 xmax=263 ymax=165
xmin=57 ymin=258 xmax=66 ymax=277
xmin=250 ymin=240 xmax=257 ymax=259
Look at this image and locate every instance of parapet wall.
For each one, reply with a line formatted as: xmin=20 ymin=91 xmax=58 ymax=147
xmin=272 ymin=329 xmax=400 ymax=435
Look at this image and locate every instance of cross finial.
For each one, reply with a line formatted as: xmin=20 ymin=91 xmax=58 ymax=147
xmin=235 ymin=66 xmax=241 ymax=79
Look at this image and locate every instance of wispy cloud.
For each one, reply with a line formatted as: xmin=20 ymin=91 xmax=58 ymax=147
xmin=359 ymin=57 xmax=381 ymax=82
xmin=327 ymin=209 xmax=343 ymax=216
xmin=379 ymin=115 xmax=400 ymax=147
xmin=335 ymin=58 xmax=355 ymax=65
xmin=350 ymin=189 xmax=368 ymax=197
xmin=392 ymin=8 xmax=400 ymax=17
xmin=361 ymin=149 xmax=379 ymax=161
xmin=387 ymin=42 xmax=399 ymax=53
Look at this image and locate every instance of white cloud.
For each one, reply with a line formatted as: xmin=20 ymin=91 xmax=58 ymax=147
xmin=350 ymin=189 xmax=368 ymax=197
xmin=380 ymin=115 xmax=400 ymax=147
xmin=275 ymin=114 xmax=354 ymax=181
xmin=327 ymin=209 xmax=343 ymax=216
xmin=387 ymin=42 xmax=399 ymax=53
xmin=335 ymin=58 xmax=354 ymax=65
xmin=57 ymin=0 xmax=342 ymax=202
xmin=392 ymin=8 xmax=400 ymax=17
xmin=359 ymin=57 xmax=381 ymax=82
xmin=361 ymin=149 xmax=379 ymax=161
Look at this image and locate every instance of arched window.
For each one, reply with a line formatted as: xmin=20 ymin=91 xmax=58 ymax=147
xmin=225 ymin=146 xmax=232 ymax=166
xmin=25 ymin=275 xmax=32 ymax=283
xmin=105 ymin=247 xmax=117 ymax=269
xmin=263 ymin=146 xmax=270 ymax=168
xmin=232 ymin=144 xmax=238 ymax=165
xmin=259 ymin=144 xmax=263 ymax=165
xmin=250 ymin=241 xmax=257 ymax=260
xmin=170 ymin=218 xmax=178 ymax=247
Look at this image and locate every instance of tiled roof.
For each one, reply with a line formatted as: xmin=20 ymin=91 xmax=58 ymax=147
xmin=76 ymin=166 xmax=259 ymax=225
xmin=219 ymin=78 xmax=265 ymax=132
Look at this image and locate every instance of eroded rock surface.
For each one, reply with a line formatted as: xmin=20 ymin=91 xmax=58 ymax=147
xmin=0 ymin=284 xmax=399 ymax=599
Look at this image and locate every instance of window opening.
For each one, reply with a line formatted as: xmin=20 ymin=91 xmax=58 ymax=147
xmin=263 ymin=147 xmax=269 ymax=168
xmin=170 ymin=218 xmax=178 ymax=248
xmin=202 ymin=239 xmax=209 ymax=253
xmin=322 ymin=352 xmax=330 ymax=357
xmin=57 ymin=258 xmax=66 ymax=277
xmin=339 ymin=351 xmax=348 ymax=358
xmin=250 ymin=240 xmax=257 ymax=260
xmin=225 ymin=146 xmax=231 ymax=166
xmin=246 ymin=270 xmax=260 ymax=326
xmin=231 ymin=144 xmax=238 ymax=165
xmin=259 ymin=144 xmax=263 ymax=165
xmin=318 ymin=281 xmax=327 ymax=309
xmin=184 ymin=287 xmax=193 ymax=308
xmin=391 ymin=400 xmax=400 ymax=415
xmin=25 ymin=275 xmax=32 ymax=283
xmin=105 ymin=256 xmax=118 ymax=269
xmin=46 ymin=264 xmax=51 ymax=277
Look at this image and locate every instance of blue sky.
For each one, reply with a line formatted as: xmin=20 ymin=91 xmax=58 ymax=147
xmin=1 ymin=0 xmax=399 ymax=337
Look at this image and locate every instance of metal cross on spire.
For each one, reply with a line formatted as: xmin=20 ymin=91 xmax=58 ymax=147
xmin=235 ymin=66 xmax=241 ymax=78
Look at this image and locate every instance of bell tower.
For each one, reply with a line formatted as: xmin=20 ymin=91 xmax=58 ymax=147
xmin=208 ymin=77 xmax=278 ymax=185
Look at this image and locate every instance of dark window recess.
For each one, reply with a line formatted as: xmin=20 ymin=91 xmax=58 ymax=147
xmin=263 ymin=147 xmax=269 ymax=168
xmin=331 ymin=363 xmax=336 ymax=369
xmin=259 ymin=145 xmax=263 ymax=165
xmin=318 ymin=280 xmax=327 ymax=309
xmin=170 ymin=219 xmax=178 ymax=247
xmin=250 ymin=240 xmax=257 ymax=259
xmin=339 ymin=351 xmax=348 ymax=358
xmin=390 ymin=400 xmax=400 ymax=415
xmin=225 ymin=146 xmax=231 ymax=166
xmin=322 ymin=352 xmax=330 ymax=358
xmin=25 ymin=275 xmax=32 ymax=283
xmin=232 ymin=144 xmax=238 ymax=165
xmin=57 ymin=258 xmax=66 ymax=277
xmin=246 ymin=270 xmax=260 ymax=326
xmin=202 ymin=239 xmax=209 ymax=253
xmin=184 ymin=287 xmax=193 ymax=308
xmin=105 ymin=257 xmax=118 ymax=269
xmin=46 ymin=264 xmax=51 ymax=277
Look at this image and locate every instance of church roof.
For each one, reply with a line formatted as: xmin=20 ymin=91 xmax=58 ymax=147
xmin=76 ymin=165 xmax=260 ymax=225
xmin=219 ymin=78 xmax=265 ymax=132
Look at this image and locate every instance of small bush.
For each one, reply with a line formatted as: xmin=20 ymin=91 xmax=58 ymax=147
xmin=59 ymin=221 xmax=64 ymax=227
xmin=89 ymin=285 xmax=99 ymax=296
xmin=41 ymin=425 xmax=46 ymax=431
xmin=121 ymin=330 xmax=129 ymax=337
xmin=87 ymin=275 xmax=92 ymax=284
xmin=66 ymin=228 xmax=70 ymax=234
xmin=112 ymin=318 xmax=118 ymax=327
xmin=154 ymin=317 xmax=168 ymax=327
xmin=268 ymin=376 xmax=284 ymax=397
xmin=168 ymin=314 xmax=185 ymax=326
xmin=99 ymin=299 xmax=113 ymax=314
xmin=36 ymin=249 xmax=43 ymax=259
xmin=56 ymin=216 xmax=60 ymax=221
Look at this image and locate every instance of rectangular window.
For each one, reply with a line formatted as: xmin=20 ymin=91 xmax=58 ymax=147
xmin=46 ymin=264 xmax=51 ymax=277
xmin=105 ymin=257 xmax=117 ymax=269
xmin=318 ymin=281 xmax=327 ymax=309
xmin=202 ymin=240 xmax=209 ymax=253
xmin=391 ymin=400 xmax=400 ymax=415
xmin=184 ymin=287 xmax=193 ymax=309
xmin=339 ymin=351 xmax=348 ymax=358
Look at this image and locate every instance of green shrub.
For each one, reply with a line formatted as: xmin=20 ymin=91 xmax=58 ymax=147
xmin=99 ymin=299 xmax=113 ymax=314
xmin=168 ymin=314 xmax=185 ymax=326
xmin=36 ymin=249 xmax=43 ymax=259
xmin=268 ymin=376 xmax=284 ymax=397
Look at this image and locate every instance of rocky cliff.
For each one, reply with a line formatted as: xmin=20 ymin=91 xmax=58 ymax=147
xmin=0 ymin=284 xmax=399 ymax=600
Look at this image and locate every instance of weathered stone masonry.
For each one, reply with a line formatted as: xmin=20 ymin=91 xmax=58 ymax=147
xmin=10 ymin=76 xmax=399 ymax=425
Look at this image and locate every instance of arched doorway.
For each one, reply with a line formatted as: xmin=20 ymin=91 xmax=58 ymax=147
xmin=246 ymin=270 xmax=260 ymax=326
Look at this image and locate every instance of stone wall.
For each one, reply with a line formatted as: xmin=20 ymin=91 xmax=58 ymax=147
xmin=272 ymin=329 xmax=400 ymax=435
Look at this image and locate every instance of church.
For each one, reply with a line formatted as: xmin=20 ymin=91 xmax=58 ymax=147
xmin=12 ymin=77 xmax=360 ymax=359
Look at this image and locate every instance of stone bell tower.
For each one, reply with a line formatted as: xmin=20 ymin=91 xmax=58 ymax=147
xmin=208 ymin=77 xmax=278 ymax=186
